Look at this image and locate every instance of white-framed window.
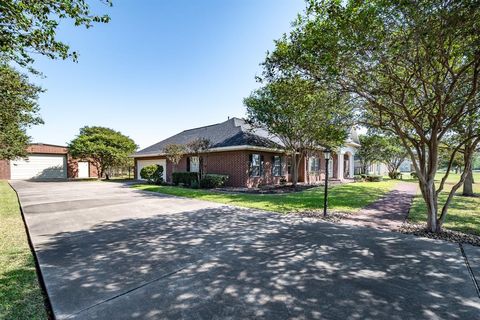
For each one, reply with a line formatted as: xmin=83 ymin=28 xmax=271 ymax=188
xmin=309 ymin=157 xmax=320 ymax=172
xmin=190 ymin=156 xmax=199 ymax=173
xmin=272 ymin=156 xmax=282 ymax=176
xmin=250 ymin=154 xmax=262 ymax=177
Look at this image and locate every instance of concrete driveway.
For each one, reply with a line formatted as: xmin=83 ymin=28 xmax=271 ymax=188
xmin=11 ymin=181 xmax=480 ymax=320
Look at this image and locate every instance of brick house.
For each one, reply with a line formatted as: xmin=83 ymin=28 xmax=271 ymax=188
xmin=132 ymin=118 xmax=360 ymax=187
xmin=0 ymin=143 xmax=98 ymax=180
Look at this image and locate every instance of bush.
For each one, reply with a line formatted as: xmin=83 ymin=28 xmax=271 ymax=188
xmin=388 ymin=171 xmax=402 ymax=179
xmin=140 ymin=165 xmax=164 ymax=184
xmin=365 ymin=175 xmax=383 ymax=182
xmin=199 ymin=174 xmax=229 ymax=189
xmin=353 ymin=175 xmax=364 ymax=182
xmin=410 ymin=172 xmax=418 ymax=179
xmin=172 ymin=172 xmax=198 ymax=186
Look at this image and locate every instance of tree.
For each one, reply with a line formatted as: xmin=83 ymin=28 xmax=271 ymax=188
xmin=69 ymin=126 xmax=137 ymax=179
xmin=262 ymin=0 xmax=480 ymax=232
xmin=1 ymin=0 xmax=111 ymax=71
xmin=356 ymin=135 xmax=384 ymax=175
xmin=164 ymin=144 xmax=187 ymax=172
xmin=187 ymin=138 xmax=211 ymax=182
xmin=381 ymin=137 xmax=408 ymax=179
xmin=0 ymin=64 xmax=43 ymax=159
xmin=244 ymin=77 xmax=354 ymax=186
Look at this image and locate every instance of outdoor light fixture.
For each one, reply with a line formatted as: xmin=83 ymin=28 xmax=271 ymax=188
xmin=323 ymin=148 xmax=332 ymax=217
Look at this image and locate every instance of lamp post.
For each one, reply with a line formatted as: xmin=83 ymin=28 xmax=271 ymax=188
xmin=323 ymin=148 xmax=331 ymax=217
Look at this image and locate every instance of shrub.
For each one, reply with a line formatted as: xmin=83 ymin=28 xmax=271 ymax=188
xmin=172 ymin=172 xmax=198 ymax=186
xmin=280 ymin=177 xmax=287 ymax=185
xmin=199 ymin=174 xmax=229 ymax=189
xmin=140 ymin=164 xmax=164 ymax=184
xmin=353 ymin=175 xmax=364 ymax=182
xmin=365 ymin=175 xmax=383 ymax=182
xmin=388 ymin=171 xmax=402 ymax=179
xmin=410 ymin=172 xmax=418 ymax=179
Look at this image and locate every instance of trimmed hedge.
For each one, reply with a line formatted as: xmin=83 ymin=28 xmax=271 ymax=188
xmin=172 ymin=172 xmax=198 ymax=186
xmin=140 ymin=164 xmax=164 ymax=184
xmin=199 ymin=174 xmax=229 ymax=189
xmin=365 ymin=175 xmax=383 ymax=182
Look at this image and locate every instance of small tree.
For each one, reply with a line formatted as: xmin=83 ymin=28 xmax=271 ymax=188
xmin=245 ymin=77 xmax=353 ymax=186
xmin=356 ymin=135 xmax=385 ymax=175
xmin=69 ymin=126 xmax=137 ymax=179
xmin=187 ymin=138 xmax=211 ymax=182
xmin=164 ymin=144 xmax=187 ymax=172
xmin=380 ymin=137 xmax=408 ymax=179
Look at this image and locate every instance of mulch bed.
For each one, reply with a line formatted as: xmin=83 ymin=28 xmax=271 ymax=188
xmin=397 ymin=223 xmax=480 ymax=247
xmin=289 ymin=210 xmax=351 ymax=223
xmin=287 ymin=210 xmax=480 ymax=247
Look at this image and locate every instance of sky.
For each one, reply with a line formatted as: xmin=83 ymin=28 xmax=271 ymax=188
xmin=28 ymin=0 xmax=306 ymax=149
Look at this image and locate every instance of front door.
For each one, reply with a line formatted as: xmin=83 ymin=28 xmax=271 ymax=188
xmin=78 ymin=161 xmax=89 ymax=178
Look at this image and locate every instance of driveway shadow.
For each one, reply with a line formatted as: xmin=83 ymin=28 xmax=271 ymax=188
xmin=34 ymin=205 xmax=480 ymax=320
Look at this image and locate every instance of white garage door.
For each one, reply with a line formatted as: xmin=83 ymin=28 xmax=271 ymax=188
xmin=137 ymin=159 xmax=166 ymax=181
xmin=11 ymin=154 xmax=67 ymax=180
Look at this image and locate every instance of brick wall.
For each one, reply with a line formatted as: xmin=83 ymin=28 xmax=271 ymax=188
xmin=134 ymin=149 xmax=340 ymax=188
xmin=0 ymin=160 xmax=10 ymax=180
xmin=27 ymin=144 xmax=68 ymax=154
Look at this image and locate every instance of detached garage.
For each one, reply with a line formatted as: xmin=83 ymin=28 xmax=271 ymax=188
xmin=11 ymin=154 xmax=67 ymax=179
xmin=0 ymin=143 xmax=98 ymax=180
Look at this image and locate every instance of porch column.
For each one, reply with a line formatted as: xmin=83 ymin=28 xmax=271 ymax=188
xmin=349 ymin=153 xmax=354 ymax=178
xmin=337 ymin=151 xmax=344 ymax=180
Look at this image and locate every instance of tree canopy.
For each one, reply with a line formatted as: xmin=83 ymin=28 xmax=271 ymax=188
xmin=0 ymin=64 xmax=43 ymax=160
xmin=68 ymin=126 xmax=137 ymax=179
xmin=244 ymin=77 xmax=354 ymax=185
xmin=164 ymin=144 xmax=187 ymax=172
xmin=261 ymin=0 xmax=480 ymax=232
xmin=0 ymin=0 xmax=111 ymax=71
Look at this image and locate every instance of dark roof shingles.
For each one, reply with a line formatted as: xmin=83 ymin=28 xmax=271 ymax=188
xmin=134 ymin=118 xmax=283 ymax=156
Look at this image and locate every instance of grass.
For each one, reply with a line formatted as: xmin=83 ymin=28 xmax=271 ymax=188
xmin=408 ymin=172 xmax=480 ymax=235
xmin=0 ymin=181 xmax=48 ymax=320
xmin=135 ymin=180 xmax=399 ymax=214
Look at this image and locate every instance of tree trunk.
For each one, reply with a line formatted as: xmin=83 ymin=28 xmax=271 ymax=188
xmin=292 ymin=153 xmax=298 ymax=186
xmin=420 ymin=180 xmax=439 ymax=232
xmin=463 ymin=146 xmax=474 ymax=196
xmin=463 ymin=168 xmax=474 ymax=196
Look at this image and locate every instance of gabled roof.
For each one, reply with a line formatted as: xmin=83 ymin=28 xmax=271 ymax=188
xmin=133 ymin=118 xmax=284 ymax=157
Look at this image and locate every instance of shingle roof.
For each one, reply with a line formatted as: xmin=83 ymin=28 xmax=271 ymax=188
xmin=133 ymin=118 xmax=284 ymax=156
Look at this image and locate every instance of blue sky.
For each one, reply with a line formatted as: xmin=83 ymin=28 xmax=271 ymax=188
xmin=29 ymin=0 xmax=306 ymax=149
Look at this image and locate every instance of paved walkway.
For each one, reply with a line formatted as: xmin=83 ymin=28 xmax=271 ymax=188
xmin=341 ymin=182 xmax=418 ymax=231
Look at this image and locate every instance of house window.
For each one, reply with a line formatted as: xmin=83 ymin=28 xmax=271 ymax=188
xmin=309 ymin=157 xmax=320 ymax=172
xmin=250 ymin=154 xmax=263 ymax=177
xmin=272 ymin=156 xmax=282 ymax=176
xmin=188 ymin=156 xmax=199 ymax=172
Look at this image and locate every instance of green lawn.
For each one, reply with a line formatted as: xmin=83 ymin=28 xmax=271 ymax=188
xmin=135 ymin=180 xmax=399 ymax=213
xmin=0 ymin=181 xmax=48 ymax=320
xmin=408 ymin=172 xmax=480 ymax=235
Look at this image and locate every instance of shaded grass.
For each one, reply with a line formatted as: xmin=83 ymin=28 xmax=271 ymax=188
xmin=408 ymin=173 xmax=480 ymax=235
xmin=134 ymin=180 xmax=399 ymax=214
xmin=0 ymin=181 xmax=48 ymax=320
